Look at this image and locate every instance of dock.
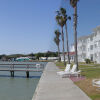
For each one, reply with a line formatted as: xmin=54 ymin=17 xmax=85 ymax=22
xmin=32 ymin=62 xmax=91 ymax=100
xmin=0 ymin=63 xmax=44 ymax=78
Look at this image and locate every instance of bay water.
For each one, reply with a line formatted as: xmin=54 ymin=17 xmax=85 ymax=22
xmin=0 ymin=61 xmax=47 ymax=100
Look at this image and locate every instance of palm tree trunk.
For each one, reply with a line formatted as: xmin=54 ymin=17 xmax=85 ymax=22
xmin=61 ymin=27 xmax=66 ymax=66
xmin=58 ymin=45 xmax=60 ymax=62
xmin=74 ymin=5 xmax=78 ymax=70
xmin=65 ymin=23 xmax=70 ymax=64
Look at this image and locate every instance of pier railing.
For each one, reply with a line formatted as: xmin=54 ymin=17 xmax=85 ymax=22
xmin=0 ymin=64 xmax=44 ymax=78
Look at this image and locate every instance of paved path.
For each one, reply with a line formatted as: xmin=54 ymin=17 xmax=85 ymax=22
xmin=32 ymin=62 xmax=91 ymax=100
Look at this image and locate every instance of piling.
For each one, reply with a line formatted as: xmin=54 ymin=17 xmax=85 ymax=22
xmin=10 ymin=71 xmax=14 ymax=77
xmin=26 ymin=71 xmax=29 ymax=78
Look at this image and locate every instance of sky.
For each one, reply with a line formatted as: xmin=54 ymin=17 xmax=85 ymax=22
xmin=0 ymin=0 xmax=100 ymax=55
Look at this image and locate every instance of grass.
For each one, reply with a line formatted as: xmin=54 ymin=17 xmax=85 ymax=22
xmin=55 ymin=62 xmax=100 ymax=100
xmin=81 ymin=68 xmax=100 ymax=78
xmin=55 ymin=62 xmax=65 ymax=67
xmin=55 ymin=62 xmax=65 ymax=70
xmin=75 ymin=79 xmax=100 ymax=100
xmin=76 ymin=66 xmax=100 ymax=100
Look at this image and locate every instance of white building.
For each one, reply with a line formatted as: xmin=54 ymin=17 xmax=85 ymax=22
xmin=39 ymin=57 xmax=59 ymax=61
xmin=39 ymin=57 xmax=47 ymax=60
xmin=47 ymin=57 xmax=59 ymax=60
xmin=74 ymin=26 xmax=100 ymax=63
xmin=77 ymin=36 xmax=88 ymax=62
xmin=60 ymin=52 xmax=75 ymax=62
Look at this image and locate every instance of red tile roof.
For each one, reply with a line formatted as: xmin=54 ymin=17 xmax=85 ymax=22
xmin=65 ymin=52 xmax=75 ymax=55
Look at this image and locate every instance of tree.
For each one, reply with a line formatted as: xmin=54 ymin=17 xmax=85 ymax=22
xmin=70 ymin=0 xmax=79 ymax=70
xmin=54 ymin=30 xmax=61 ymax=61
xmin=60 ymin=8 xmax=71 ymax=64
xmin=28 ymin=53 xmax=35 ymax=57
xmin=56 ymin=13 xmax=66 ymax=66
xmin=35 ymin=53 xmax=45 ymax=60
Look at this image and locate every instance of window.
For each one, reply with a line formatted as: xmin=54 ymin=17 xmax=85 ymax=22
xmin=94 ymin=44 xmax=97 ymax=48
xmin=71 ymin=56 xmax=73 ymax=60
xmin=94 ymin=53 xmax=97 ymax=58
xmin=82 ymin=40 xmax=86 ymax=43
xmin=88 ymin=38 xmax=90 ymax=42
xmin=90 ymin=37 xmax=93 ymax=41
xmin=90 ymin=54 xmax=93 ymax=61
xmin=82 ymin=46 xmax=86 ymax=51
xmin=98 ymin=40 xmax=100 ymax=46
xmin=90 ymin=45 xmax=93 ymax=50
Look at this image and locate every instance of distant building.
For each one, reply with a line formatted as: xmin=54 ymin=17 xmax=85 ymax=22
xmin=60 ymin=52 xmax=75 ymax=62
xmin=39 ymin=57 xmax=59 ymax=61
xmin=28 ymin=56 xmax=36 ymax=60
xmin=39 ymin=57 xmax=47 ymax=60
xmin=16 ymin=57 xmax=30 ymax=61
xmin=47 ymin=57 xmax=59 ymax=61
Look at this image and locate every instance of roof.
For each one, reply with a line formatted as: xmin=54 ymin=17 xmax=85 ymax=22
xmin=93 ymin=26 xmax=100 ymax=32
xmin=69 ymin=52 xmax=75 ymax=55
xmin=78 ymin=36 xmax=89 ymax=40
xmin=77 ymin=26 xmax=100 ymax=40
xmin=61 ymin=52 xmax=75 ymax=55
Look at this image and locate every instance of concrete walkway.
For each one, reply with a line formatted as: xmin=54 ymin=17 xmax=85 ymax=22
xmin=32 ymin=62 xmax=91 ymax=100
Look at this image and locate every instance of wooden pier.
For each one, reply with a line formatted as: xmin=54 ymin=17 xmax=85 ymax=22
xmin=0 ymin=64 xmax=44 ymax=78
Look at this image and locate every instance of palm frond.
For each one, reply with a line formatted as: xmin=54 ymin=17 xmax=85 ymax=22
xmin=55 ymin=30 xmax=61 ymax=36
xmin=60 ymin=8 xmax=66 ymax=16
xmin=56 ymin=11 xmax=61 ymax=15
xmin=54 ymin=37 xmax=60 ymax=46
xmin=70 ymin=0 xmax=79 ymax=8
xmin=68 ymin=16 xmax=71 ymax=20
xmin=56 ymin=15 xmax=65 ymax=27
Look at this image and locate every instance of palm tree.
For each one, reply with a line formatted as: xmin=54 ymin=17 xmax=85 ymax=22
xmin=54 ymin=30 xmax=61 ymax=62
xmin=60 ymin=8 xmax=71 ymax=64
xmin=70 ymin=0 xmax=79 ymax=70
xmin=56 ymin=13 xmax=66 ymax=66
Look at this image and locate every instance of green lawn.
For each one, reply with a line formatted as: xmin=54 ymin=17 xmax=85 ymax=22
xmin=81 ymin=68 xmax=100 ymax=78
xmin=55 ymin=62 xmax=100 ymax=100
xmin=55 ymin=62 xmax=65 ymax=67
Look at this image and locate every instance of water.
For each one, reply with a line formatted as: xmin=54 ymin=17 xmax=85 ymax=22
xmin=0 ymin=61 xmax=47 ymax=100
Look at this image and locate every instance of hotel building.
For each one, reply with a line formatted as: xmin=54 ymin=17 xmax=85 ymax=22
xmin=77 ymin=26 xmax=100 ymax=63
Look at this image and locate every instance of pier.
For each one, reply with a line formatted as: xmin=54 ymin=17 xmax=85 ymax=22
xmin=0 ymin=64 xmax=44 ymax=78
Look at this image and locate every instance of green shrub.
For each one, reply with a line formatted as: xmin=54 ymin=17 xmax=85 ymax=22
xmin=85 ymin=59 xmax=91 ymax=64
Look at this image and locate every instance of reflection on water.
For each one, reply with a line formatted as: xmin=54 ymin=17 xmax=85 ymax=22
xmin=0 ymin=61 xmax=47 ymax=100
xmin=0 ymin=77 xmax=39 ymax=100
